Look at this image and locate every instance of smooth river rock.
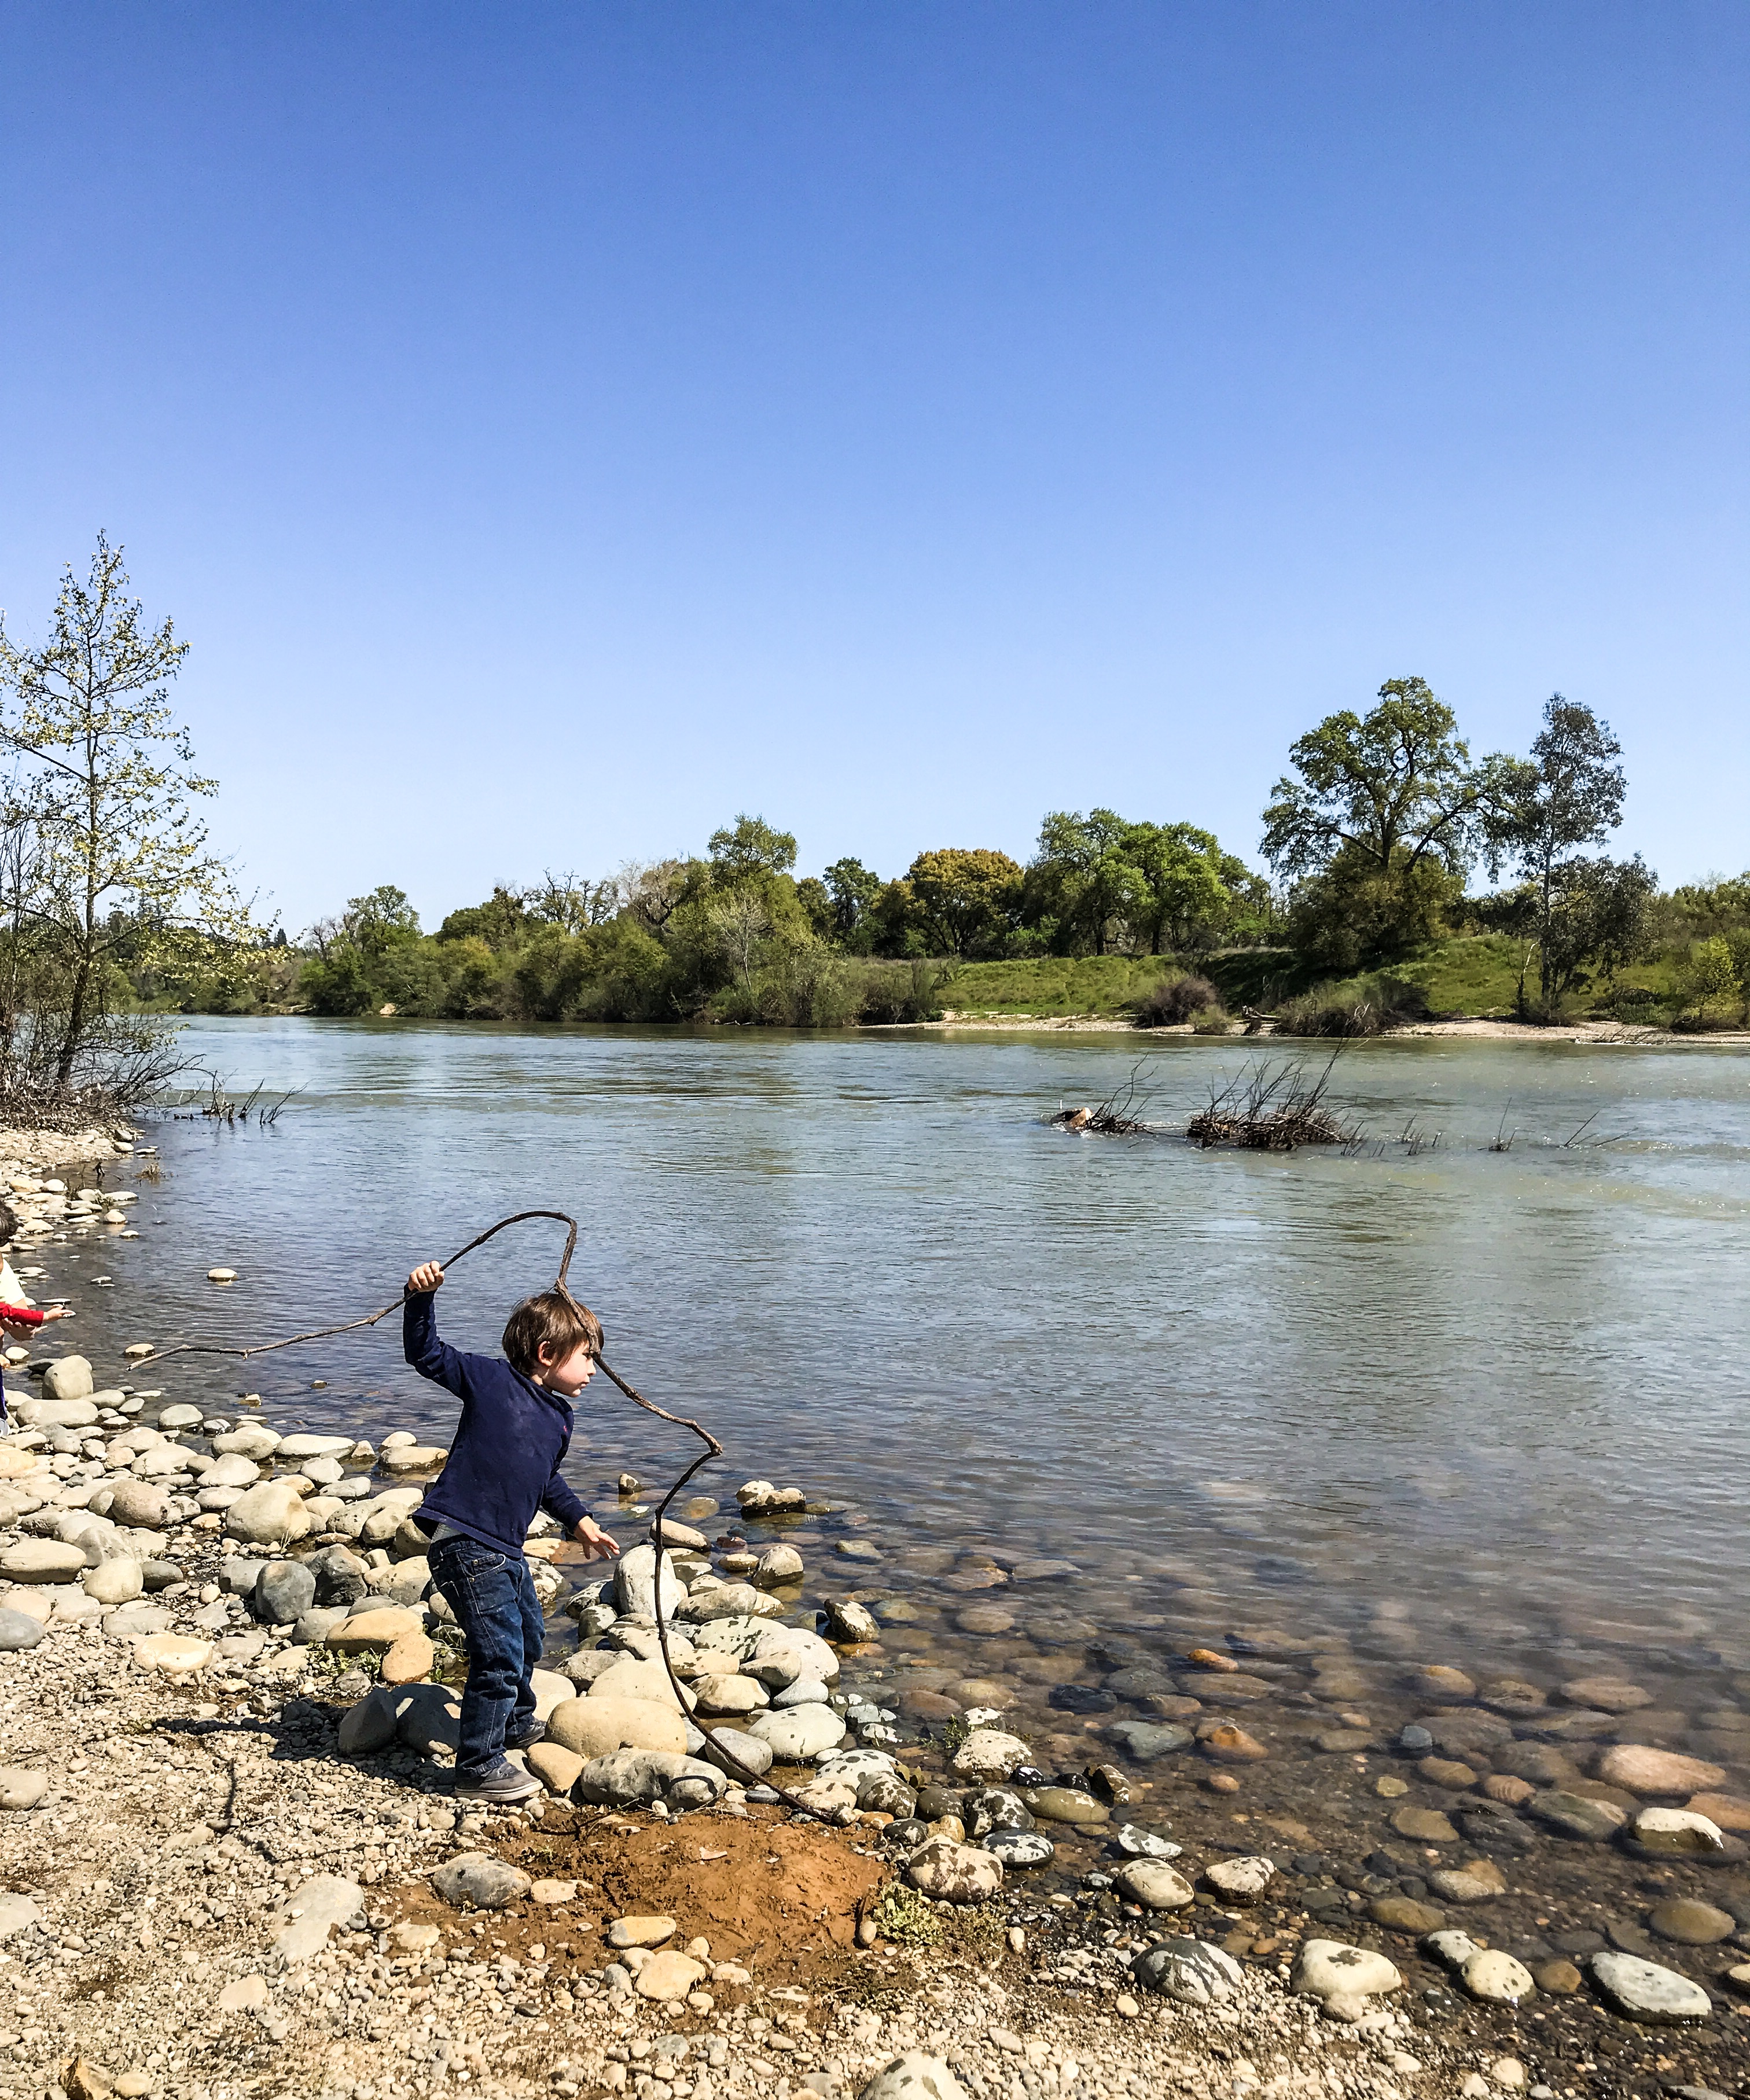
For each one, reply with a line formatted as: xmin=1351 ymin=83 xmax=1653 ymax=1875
xmin=549 ymin=1697 xmax=688 ymax=1759
xmin=1293 ymin=1939 xmax=1402 ymax=2021
xmin=222 ymin=1479 xmax=313 ymax=1546
xmin=1131 ymin=1936 xmax=1242 ymax=2008
xmin=905 ymin=1837 xmax=1003 ymax=1903
xmin=1597 ymin=1745 xmax=1727 ymax=1797
xmin=1462 ymin=1950 xmax=1535 ymax=2006
xmin=1589 ymin=1951 xmax=1712 ymax=2022
xmin=748 ymin=1704 xmax=845 ymax=1761
xmin=0 ymin=1609 xmax=45 ymax=1652
xmin=0 ymin=1540 xmax=86 ymax=1584
xmin=431 ymin=1855 xmax=531 ymax=1911
xmin=857 ymin=2056 xmax=969 ymax=2100
xmin=1113 ymin=1861 xmax=1194 ymax=1910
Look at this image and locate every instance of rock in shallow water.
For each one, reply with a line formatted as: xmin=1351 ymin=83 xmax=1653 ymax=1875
xmin=1634 ymin=1807 xmax=1726 ymax=1856
xmin=1598 ymin=1745 xmax=1727 ymax=1796
xmin=1526 ymin=1790 xmax=1626 ymax=1841
xmin=1370 ymin=1896 xmax=1444 ymax=1933
xmin=982 ymin=1827 xmax=1053 ymax=1867
xmin=1391 ymin=1805 xmax=1457 ymax=1842
xmin=1115 ymin=1823 xmax=1181 ymax=1859
xmin=1589 ymin=1950 xmax=1712 ymax=2022
xmin=1113 ymin=1860 xmax=1193 ymax=1910
xmin=1649 ymin=1897 xmax=1734 ymax=1945
xmin=1103 ymin=1719 xmax=1191 ymax=1762
xmin=1462 ymin=1949 xmax=1535 ymax=2005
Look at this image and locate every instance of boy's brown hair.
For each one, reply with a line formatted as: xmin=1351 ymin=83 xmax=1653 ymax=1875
xmin=502 ymin=1290 xmax=603 ymax=1377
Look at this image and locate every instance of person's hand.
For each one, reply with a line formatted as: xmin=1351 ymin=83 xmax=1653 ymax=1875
xmin=407 ymin=1262 xmax=444 ymax=1296
xmin=572 ymin=1516 xmax=620 ymax=1561
xmin=39 ymin=1307 xmax=70 ymax=1323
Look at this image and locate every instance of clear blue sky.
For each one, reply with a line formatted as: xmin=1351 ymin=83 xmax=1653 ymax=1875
xmin=1 ymin=3 xmax=1744 ymax=931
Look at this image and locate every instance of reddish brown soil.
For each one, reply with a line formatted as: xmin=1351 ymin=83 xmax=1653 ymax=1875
xmin=387 ymin=1804 xmax=891 ymax=1997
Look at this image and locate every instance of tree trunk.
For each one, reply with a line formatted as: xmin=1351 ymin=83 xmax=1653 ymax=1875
xmin=56 ymin=946 xmax=92 ymax=1093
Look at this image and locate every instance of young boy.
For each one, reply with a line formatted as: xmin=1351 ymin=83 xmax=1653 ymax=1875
xmin=403 ymin=1259 xmax=620 ymax=1804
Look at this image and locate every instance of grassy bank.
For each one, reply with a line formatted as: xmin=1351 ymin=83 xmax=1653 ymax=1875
xmin=933 ymin=938 xmax=1705 ymax=1029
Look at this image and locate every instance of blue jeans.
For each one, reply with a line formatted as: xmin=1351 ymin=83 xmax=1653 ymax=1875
xmin=428 ymin=1534 xmax=544 ymax=1781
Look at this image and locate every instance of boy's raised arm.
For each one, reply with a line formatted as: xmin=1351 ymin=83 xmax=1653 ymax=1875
xmin=403 ymin=1262 xmax=468 ymax=1397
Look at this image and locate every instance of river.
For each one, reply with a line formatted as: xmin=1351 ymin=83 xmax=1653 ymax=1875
xmin=58 ymin=1016 xmax=1750 ymax=1696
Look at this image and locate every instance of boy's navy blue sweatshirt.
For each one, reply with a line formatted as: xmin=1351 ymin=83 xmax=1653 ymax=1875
xmin=403 ymin=1290 xmax=590 ymax=1557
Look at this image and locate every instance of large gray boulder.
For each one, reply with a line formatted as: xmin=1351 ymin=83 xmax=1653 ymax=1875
xmin=431 ymin=1855 xmax=531 ymax=1911
xmin=337 ymin=1686 xmax=400 ymax=1755
xmin=614 ymin=1543 xmax=683 ymax=1621
xmin=253 ymin=1559 xmax=317 ymax=1625
xmin=104 ymin=1479 xmax=171 ymax=1529
xmin=574 ymin=1749 xmax=729 ymax=1809
xmin=694 ymin=1725 xmax=774 ymax=1779
xmin=307 ymin=1545 xmax=369 ymax=1606
xmin=857 ymin=2059 xmax=968 ymax=2100
xmin=223 ymin=1479 xmax=312 ymax=1546
xmin=41 ymin=1356 xmax=94 ymax=1403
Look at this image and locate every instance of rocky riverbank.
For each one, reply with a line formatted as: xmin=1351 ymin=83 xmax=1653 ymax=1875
xmin=2 ymin=1141 xmax=1749 ymax=2099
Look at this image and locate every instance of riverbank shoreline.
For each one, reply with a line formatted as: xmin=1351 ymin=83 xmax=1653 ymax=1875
xmin=880 ymin=1012 xmax=1750 ymax=1045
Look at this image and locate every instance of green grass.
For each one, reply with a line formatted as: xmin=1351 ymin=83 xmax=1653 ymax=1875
xmin=928 ymin=939 xmax=1701 ymax=1027
xmin=935 ymin=955 xmax=1178 ymax=1016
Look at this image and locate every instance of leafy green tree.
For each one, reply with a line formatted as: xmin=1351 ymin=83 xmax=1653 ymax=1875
xmin=1286 ymin=844 xmax=1466 ymax=976
xmin=1124 ymin=822 xmax=1236 ymax=956
xmin=822 ymin=857 xmax=883 ymax=948
xmin=0 ymin=535 xmax=253 ymax=1093
xmin=795 ymin=877 xmax=836 ymax=943
xmin=1682 ymin=935 xmax=1741 ymax=1018
xmin=437 ymin=885 xmax=529 ymax=948
xmin=905 ymin=848 xmax=1023 ymax=957
xmin=1263 ymin=678 xmax=1510 ymax=965
xmin=1028 ymin=812 xmax=1144 ymax=955
xmin=869 ymin=877 xmax=925 ymax=958
xmin=341 ymin=885 xmax=421 ymax=957
xmin=1490 ymin=696 xmax=1627 ymax=1013
xmin=708 ymin=814 xmax=797 ymax=885
xmin=1536 ymin=854 xmax=1657 ymax=1009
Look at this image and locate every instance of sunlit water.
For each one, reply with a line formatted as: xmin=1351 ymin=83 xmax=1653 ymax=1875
xmin=50 ymin=1019 xmax=1750 ymax=1709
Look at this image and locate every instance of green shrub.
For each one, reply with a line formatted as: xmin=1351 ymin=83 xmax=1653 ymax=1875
xmin=1134 ymin=973 xmax=1219 ymax=1026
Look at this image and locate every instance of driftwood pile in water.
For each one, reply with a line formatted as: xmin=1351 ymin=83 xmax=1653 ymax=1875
xmin=1185 ymin=1050 xmax=1358 ymax=1151
xmin=1050 ymin=1064 xmax=1152 ymax=1135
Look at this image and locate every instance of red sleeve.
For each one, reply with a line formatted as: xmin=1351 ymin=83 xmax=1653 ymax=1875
xmin=0 ymin=1304 xmax=45 ymax=1327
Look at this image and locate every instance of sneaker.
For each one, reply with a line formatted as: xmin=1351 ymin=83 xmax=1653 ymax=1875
xmin=506 ymin=1719 xmax=546 ymax=1752
xmin=454 ymin=1759 xmax=543 ymax=1805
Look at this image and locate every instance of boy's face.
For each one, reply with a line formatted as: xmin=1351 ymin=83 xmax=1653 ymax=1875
xmin=538 ymin=1339 xmax=597 ymax=1399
